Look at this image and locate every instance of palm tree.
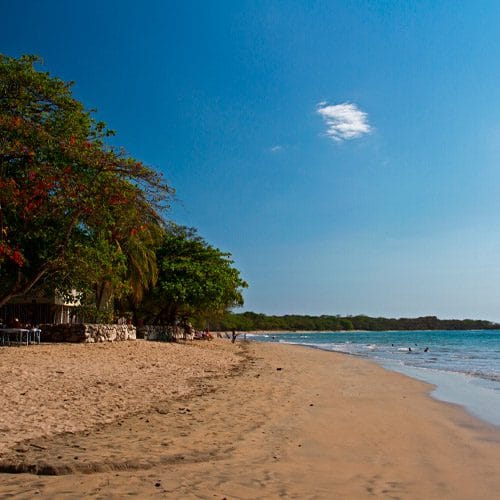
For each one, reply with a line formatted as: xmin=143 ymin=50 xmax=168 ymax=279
xmin=119 ymin=218 xmax=163 ymax=306
xmin=110 ymin=200 xmax=165 ymax=323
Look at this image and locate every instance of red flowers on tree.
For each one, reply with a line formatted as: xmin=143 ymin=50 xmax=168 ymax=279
xmin=0 ymin=54 xmax=173 ymax=308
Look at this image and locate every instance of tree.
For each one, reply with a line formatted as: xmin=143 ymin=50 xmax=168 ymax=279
xmin=113 ymin=210 xmax=165 ymax=323
xmin=0 ymin=54 xmax=172 ymax=309
xmin=139 ymin=225 xmax=248 ymax=325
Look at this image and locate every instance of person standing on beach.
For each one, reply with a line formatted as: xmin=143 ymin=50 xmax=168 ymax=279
xmin=231 ymin=329 xmax=238 ymax=343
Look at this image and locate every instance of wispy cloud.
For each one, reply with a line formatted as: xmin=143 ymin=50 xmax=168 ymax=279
xmin=270 ymin=145 xmax=283 ymax=153
xmin=316 ymin=102 xmax=371 ymax=142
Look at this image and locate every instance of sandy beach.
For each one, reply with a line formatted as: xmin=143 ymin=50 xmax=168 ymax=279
xmin=0 ymin=339 xmax=499 ymax=499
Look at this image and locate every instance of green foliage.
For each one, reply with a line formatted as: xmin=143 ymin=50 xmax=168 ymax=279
xmin=215 ymin=312 xmax=499 ymax=332
xmin=0 ymin=54 xmax=172 ymax=311
xmin=139 ymin=225 xmax=247 ymax=325
xmin=75 ymin=304 xmax=115 ymax=324
xmin=0 ymin=53 xmax=248 ymax=325
xmin=157 ymin=328 xmax=175 ymax=342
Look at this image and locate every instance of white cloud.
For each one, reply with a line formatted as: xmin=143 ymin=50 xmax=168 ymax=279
xmin=316 ymin=102 xmax=371 ymax=142
xmin=270 ymin=145 xmax=283 ymax=152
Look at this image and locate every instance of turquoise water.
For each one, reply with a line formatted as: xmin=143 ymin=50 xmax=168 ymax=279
xmin=249 ymin=330 xmax=500 ymax=427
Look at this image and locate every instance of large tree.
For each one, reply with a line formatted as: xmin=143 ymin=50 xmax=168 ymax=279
xmin=139 ymin=225 xmax=247 ymax=325
xmin=0 ymin=54 xmax=171 ymax=308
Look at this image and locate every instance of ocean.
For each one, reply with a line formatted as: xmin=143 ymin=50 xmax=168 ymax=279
xmin=249 ymin=330 xmax=500 ymax=427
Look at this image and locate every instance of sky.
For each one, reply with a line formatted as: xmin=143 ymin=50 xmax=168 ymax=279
xmin=2 ymin=0 xmax=500 ymax=320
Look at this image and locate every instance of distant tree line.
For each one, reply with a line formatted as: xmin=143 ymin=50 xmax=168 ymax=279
xmin=215 ymin=312 xmax=499 ymax=332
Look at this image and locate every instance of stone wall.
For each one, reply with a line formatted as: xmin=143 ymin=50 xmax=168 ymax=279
xmin=40 ymin=324 xmax=136 ymax=343
xmin=39 ymin=323 xmax=195 ymax=343
xmin=137 ymin=325 xmax=194 ymax=342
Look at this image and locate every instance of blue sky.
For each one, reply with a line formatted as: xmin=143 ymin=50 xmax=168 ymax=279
xmin=3 ymin=0 xmax=500 ymax=320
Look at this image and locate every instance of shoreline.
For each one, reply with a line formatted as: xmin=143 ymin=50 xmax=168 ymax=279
xmin=1 ymin=340 xmax=499 ymax=498
xmin=386 ymin=360 xmax=500 ymax=428
xmin=247 ymin=330 xmax=500 ymax=428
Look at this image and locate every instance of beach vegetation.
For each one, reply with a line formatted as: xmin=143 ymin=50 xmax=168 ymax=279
xmin=0 ymin=54 xmax=172 ymax=310
xmin=137 ymin=224 xmax=248 ymax=326
xmin=0 ymin=53 xmax=248 ymax=327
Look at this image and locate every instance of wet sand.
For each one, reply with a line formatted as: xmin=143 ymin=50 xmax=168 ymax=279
xmin=0 ymin=340 xmax=499 ymax=499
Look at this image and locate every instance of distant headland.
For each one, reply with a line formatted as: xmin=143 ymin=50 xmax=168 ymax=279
xmin=216 ymin=312 xmax=500 ymax=332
